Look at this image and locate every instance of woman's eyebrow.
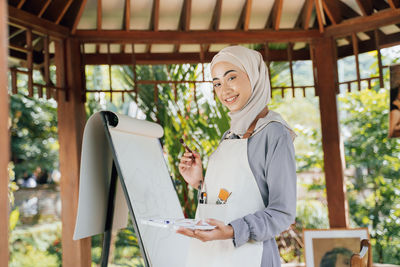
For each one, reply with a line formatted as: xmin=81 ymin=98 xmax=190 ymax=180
xmin=212 ymin=70 xmax=237 ymax=81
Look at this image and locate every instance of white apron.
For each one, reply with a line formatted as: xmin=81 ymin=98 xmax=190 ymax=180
xmin=185 ymin=137 xmax=265 ymax=267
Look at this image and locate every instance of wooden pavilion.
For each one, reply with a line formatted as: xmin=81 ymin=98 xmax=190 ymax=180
xmin=1 ymin=0 xmax=400 ymax=265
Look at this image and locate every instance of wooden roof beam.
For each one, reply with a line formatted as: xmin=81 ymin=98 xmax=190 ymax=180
xmin=211 ymin=0 xmax=222 ymax=31
xmin=147 ymin=0 xmax=160 ymax=54
xmin=55 ymin=0 xmax=74 ymax=24
xmin=322 ymin=0 xmax=342 ymax=25
xmin=265 ymin=0 xmax=283 ymax=30
xmin=124 ymin=0 xmax=130 ymax=31
xmin=120 ymin=0 xmax=130 ymax=52
xmin=83 ymin=48 xmax=311 ymax=65
xmin=236 ymin=0 xmax=252 ymax=31
xmin=96 ymin=0 xmax=102 ymax=53
xmin=38 ymin=0 xmax=52 ymax=18
xmin=8 ymin=6 xmax=69 ymax=39
xmin=97 ymin=0 xmax=102 ymax=30
xmin=295 ymin=0 xmax=314 ymax=30
xmin=175 ymin=0 xmax=192 ymax=53
xmin=324 ymin=8 xmax=400 ymax=37
xmin=179 ymin=0 xmax=191 ymax=31
xmin=388 ymin=0 xmax=400 ymax=9
xmin=17 ymin=0 xmax=26 ymax=9
xmin=75 ymin=29 xmax=321 ymax=43
xmin=335 ymin=1 xmax=386 ymax=41
xmin=204 ymin=0 xmax=222 ymax=52
xmin=314 ymin=0 xmax=325 ymax=32
xmin=355 ymin=0 xmax=374 ymax=16
xmin=71 ymin=0 xmax=88 ymax=34
xmin=150 ymin=0 xmax=160 ymax=31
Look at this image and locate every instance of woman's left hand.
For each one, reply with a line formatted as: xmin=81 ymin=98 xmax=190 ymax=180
xmin=176 ymin=219 xmax=234 ymax=242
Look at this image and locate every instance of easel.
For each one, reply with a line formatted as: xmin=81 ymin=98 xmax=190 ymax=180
xmin=99 ymin=111 xmax=150 ymax=267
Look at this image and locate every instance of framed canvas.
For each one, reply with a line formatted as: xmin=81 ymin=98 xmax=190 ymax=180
xmin=303 ymin=228 xmax=369 ymax=267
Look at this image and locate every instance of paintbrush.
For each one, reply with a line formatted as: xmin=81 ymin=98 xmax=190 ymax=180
xmin=180 ymin=138 xmax=195 ymax=162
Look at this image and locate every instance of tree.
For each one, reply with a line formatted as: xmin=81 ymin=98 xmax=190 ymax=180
xmin=9 ymin=94 xmax=58 ymax=179
xmin=340 ymin=89 xmax=400 ymax=264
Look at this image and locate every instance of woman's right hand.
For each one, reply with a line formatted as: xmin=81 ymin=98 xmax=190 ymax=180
xmin=178 ymin=150 xmax=203 ymax=188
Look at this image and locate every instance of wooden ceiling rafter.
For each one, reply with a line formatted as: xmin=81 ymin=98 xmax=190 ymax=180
xmin=355 ymin=0 xmax=374 ymax=15
xmin=96 ymin=0 xmax=101 ymax=53
xmin=174 ymin=0 xmax=192 ymax=53
xmin=120 ymin=0 xmax=131 ymax=53
xmin=324 ymin=8 xmax=400 ymax=37
xmin=8 ymin=6 xmax=69 ymax=39
xmin=16 ymin=0 xmax=25 ymax=9
xmin=335 ymin=1 xmax=386 ymax=43
xmin=387 ymin=0 xmax=400 ymax=9
xmin=265 ymin=0 xmax=284 ymax=30
xmin=321 ymin=0 xmax=342 ymax=25
xmin=147 ymin=0 xmax=160 ymax=54
xmin=236 ymin=0 xmax=252 ymax=31
xmin=314 ymin=0 xmax=325 ymax=32
xmin=295 ymin=0 xmax=314 ymax=30
xmin=204 ymin=0 xmax=222 ymax=53
xmin=71 ymin=0 xmax=88 ymax=34
xmin=55 ymin=0 xmax=74 ymax=24
xmin=38 ymin=0 xmax=52 ymax=18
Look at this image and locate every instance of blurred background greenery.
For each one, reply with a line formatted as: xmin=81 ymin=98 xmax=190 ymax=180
xmin=7 ymin=45 xmax=400 ymax=266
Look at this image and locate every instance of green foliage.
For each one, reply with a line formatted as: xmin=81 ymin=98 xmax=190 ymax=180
xmin=9 ymin=94 xmax=59 ymax=179
xmin=340 ymin=89 xmax=400 ymax=264
xmin=296 ymin=200 xmax=329 ymax=229
xmin=9 ymin=222 xmax=62 ymax=266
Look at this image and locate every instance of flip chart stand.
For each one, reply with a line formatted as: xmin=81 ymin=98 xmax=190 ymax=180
xmin=99 ymin=111 xmax=150 ymax=267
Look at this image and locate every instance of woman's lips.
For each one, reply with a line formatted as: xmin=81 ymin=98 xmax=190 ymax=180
xmin=224 ymin=95 xmax=239 ymax=104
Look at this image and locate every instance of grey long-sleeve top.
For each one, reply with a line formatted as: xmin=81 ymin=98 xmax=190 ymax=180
xmin=223 ymin=122 xmax=297 ymax=267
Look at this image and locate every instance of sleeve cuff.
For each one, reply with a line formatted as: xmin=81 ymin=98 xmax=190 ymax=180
xmin=229 ymin=218 xmax=250 ymax=247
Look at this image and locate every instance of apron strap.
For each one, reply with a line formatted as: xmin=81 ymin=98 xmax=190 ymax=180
xmin=242 ymin=106 xmax=270 ymax=139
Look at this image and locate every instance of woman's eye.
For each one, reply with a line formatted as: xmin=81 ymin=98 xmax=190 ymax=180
xmin=213 ymin=83 xmax=221 ymax=88
xmin=228 ymin=76 xmax=236 ymax=81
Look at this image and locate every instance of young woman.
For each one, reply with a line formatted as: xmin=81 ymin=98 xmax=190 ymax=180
xmin=177 ymin=46 xmax=297 ymax=267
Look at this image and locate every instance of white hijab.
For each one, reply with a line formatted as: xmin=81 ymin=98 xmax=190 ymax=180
xmin=210 ymin=46 xmax=296 ymax=140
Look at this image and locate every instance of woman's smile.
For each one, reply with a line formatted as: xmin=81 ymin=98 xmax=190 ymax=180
xmin=224 ymin=94 xmax=239 ymax=104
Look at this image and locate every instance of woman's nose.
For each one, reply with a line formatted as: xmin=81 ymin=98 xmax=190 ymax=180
xmin=221 ymin=83 xmax=232 ymax=94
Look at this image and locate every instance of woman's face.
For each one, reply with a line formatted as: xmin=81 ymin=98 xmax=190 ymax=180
xmin=211 ymin=61 xmax=252 ymax=112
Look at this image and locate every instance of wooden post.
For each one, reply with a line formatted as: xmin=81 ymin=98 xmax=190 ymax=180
xmin=0 ymin=0 xmax=10 ymax=265
xmin=55 ymin=38 xmax=91 ymax=267
xmin=310 ymin=37 xmax=349 ymax=228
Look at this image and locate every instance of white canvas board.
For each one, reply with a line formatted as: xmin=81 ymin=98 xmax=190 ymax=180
xmin=74 ymin=111 xmax=190 ymax=267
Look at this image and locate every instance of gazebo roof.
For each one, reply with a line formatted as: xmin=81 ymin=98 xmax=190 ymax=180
xmin=6 ymin=0 xmax=400 ymax=65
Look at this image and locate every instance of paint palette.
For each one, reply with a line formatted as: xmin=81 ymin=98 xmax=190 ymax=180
xmin=141 ymin=218 xmax=216 ymax=230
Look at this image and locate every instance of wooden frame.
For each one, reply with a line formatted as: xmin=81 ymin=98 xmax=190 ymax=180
xmin=303 ymin=228 xmax=369 ymax=267
xmin=351 ymin=239 xmax=372 ymax=267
